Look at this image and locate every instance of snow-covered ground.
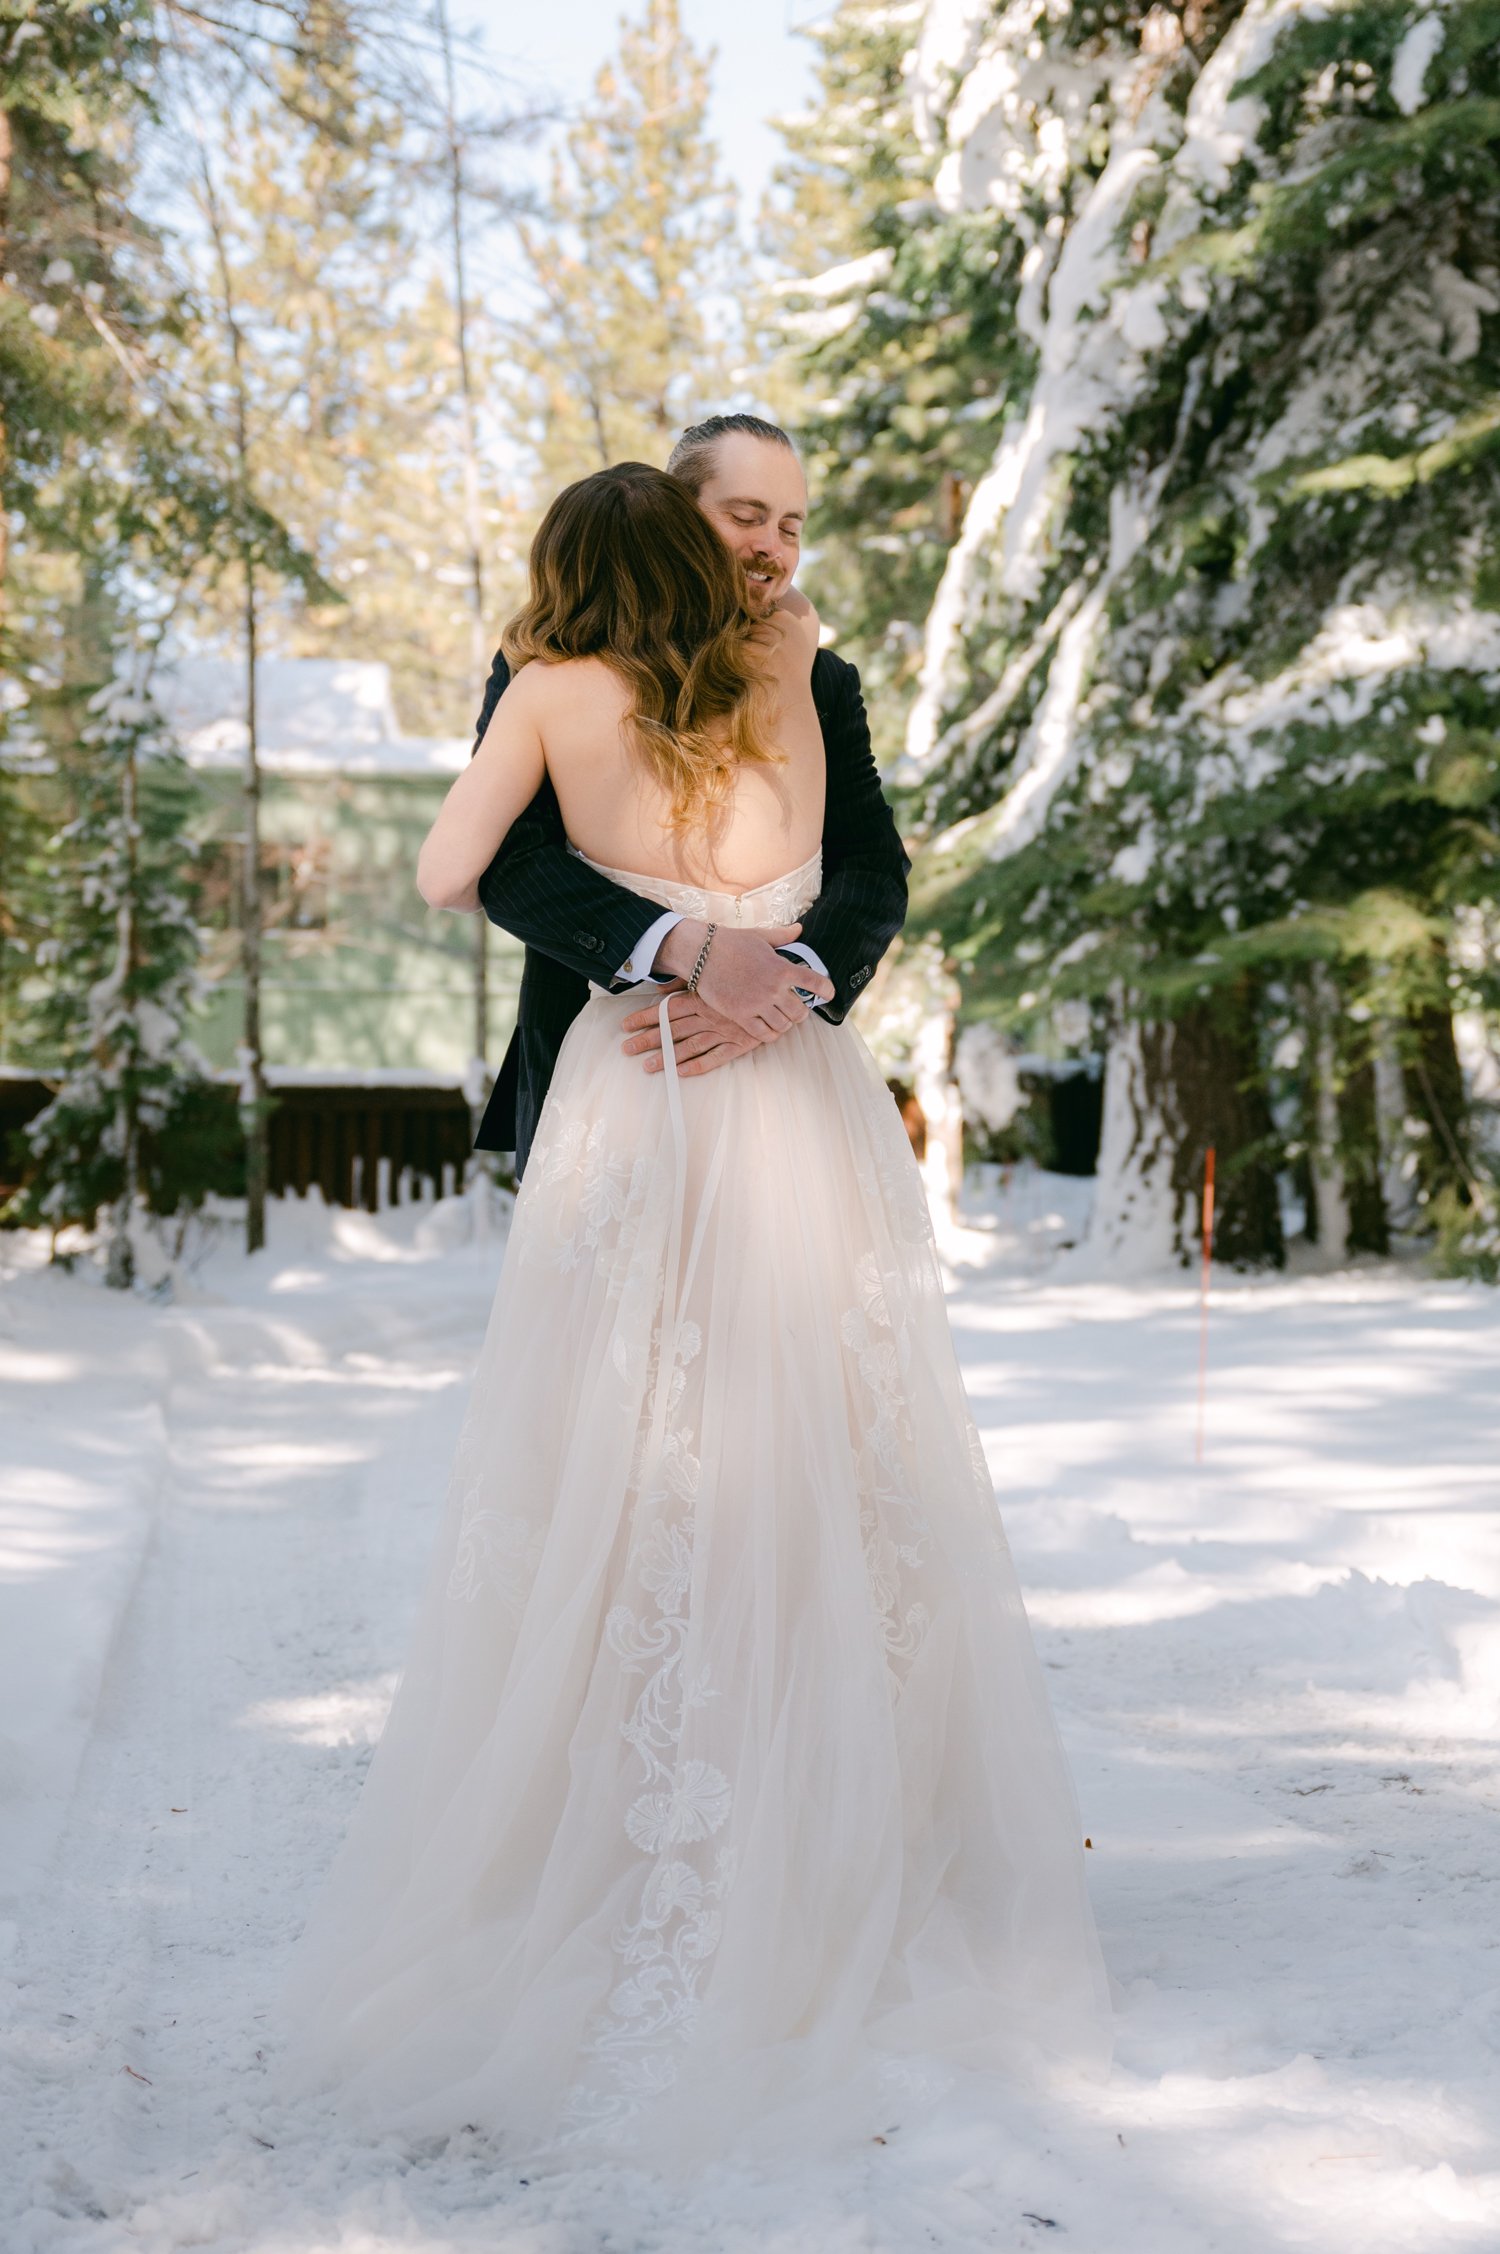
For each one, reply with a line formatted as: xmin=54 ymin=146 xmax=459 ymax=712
xmin=2 ymin=1176 xmax=1498 ymax=2253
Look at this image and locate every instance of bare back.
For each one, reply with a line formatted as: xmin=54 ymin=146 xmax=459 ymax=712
xmin=525 ymin=606 xmax=825 ymax=890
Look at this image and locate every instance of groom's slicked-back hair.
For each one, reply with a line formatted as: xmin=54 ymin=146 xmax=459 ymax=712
xmin=667 ymin=413 xmax=797 ymax=498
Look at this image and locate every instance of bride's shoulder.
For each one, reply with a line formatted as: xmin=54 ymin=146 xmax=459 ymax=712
xmin=509 ymin=654 xmax=625 ymax=713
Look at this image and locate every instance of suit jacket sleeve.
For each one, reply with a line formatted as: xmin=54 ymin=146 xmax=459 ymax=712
xmin=796 ymin=653 xmax=910 ymax=1023
xmin=470 ymin=648 xmax=668 ymax=987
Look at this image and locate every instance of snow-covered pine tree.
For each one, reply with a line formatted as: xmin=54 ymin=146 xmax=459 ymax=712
xmin=0 ymin=723 xmax=51 ymax=1061
xmin=8 ymin=664 xmax=217 ymax=1284
xmin=0 ymin=0 xmax=160 ymax=633
xmin=874 ymin=0 xmax=1500 ymax=1267
xmin=766 ymin=1 xmax=1019 ymax=758
xmin=0 ymin=0 xmax=171 ymax=1061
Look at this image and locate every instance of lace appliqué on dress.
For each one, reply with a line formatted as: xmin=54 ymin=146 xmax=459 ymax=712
xmin=446 ymin=1484 xmax=544 ymax=1610
xmin=842 ymin=1252 xmax=932 ymax=1695
xmin=528 ymin=1115 xmax=656 ymax=1277
xmin=567 ymin=844 xmax=822 ymax=933
xmin=559 ymin=1321 xmax=735 ymax=2146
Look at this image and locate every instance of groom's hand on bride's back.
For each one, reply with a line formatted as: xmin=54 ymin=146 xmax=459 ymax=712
xmin=620 ymin=921 xmax=835 ymax=1077
xmin=655 ymin=920 xmax=834 ymax=1041
xmin=620 ymin=989 xmax=760 ymax=1078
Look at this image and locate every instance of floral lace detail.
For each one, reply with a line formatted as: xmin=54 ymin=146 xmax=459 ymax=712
xmin=841 ymin=1252 xmax=931 ymax=1695
xmin=559 ymin=1321 xmax=735 ymax=2146
xmin=528 ymin=1115 xmax=655 ymax=1275
xmin=568 ymin=844 xmax=822 ymax=930
xmin=445 ymin=1486 xmax=543 ymax=1610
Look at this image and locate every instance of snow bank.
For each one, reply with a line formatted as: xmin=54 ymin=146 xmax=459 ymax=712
xmin=0 ymin=1251 xmax=166 ymax=1929
xmin=3 ymin=1194 xmax=1499 ymax=2251
xmin=0 ymin=1188 xmax=510 ymax=1943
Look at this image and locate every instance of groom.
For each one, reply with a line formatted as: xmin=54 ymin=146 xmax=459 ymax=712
xmin=469 ymin=412 xmax=910 ymax=1175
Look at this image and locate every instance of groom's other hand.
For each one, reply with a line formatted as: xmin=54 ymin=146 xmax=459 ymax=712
xmin=620 ymin=987 xmax=762 ymax=1077
xmin=655 ymin=919 xmax=834 ymax=1041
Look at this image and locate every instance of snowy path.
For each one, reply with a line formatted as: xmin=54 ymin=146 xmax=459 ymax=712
xmin=2 ymin=1192 xmax=1499 ymax=2252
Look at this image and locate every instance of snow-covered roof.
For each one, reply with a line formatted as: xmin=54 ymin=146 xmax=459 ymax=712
xmin=154 ymin=657 xmax=470 ymax=779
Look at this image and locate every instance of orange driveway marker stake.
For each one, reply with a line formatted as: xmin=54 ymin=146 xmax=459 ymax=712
xmin=1196 ymin=1146 xmax=1216 ymax=1464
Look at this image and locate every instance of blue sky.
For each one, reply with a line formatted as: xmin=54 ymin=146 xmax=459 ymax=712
xmin=453 ymin=0 xmax=824 ymax=210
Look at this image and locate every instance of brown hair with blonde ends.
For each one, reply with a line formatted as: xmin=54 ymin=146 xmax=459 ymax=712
xmin=501 ymin=461 xmax=782 ymax=838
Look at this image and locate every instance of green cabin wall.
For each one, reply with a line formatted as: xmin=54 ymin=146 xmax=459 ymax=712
xmin=190 ymin=769 xmax=524 ymax=1078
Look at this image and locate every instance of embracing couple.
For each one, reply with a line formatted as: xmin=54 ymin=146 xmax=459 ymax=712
xmin=276 ymin=413 xmax=1110 ymax=2168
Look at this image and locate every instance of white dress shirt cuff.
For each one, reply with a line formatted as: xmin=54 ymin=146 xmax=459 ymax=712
xmin=779 ymin=940 xmax=832 ymax=1011
xmin=617 ymin=910 xmax=684 ymax=987
xmin=617 ymin=924 xmax=832 ymax=1008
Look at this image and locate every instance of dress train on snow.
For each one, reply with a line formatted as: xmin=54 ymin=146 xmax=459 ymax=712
xmin=276 ymin=848 xmax=1111 ymax=2167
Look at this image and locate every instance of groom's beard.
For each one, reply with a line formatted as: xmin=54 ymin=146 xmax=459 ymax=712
xmin=741 ymin=562 xmax=783 ymax=617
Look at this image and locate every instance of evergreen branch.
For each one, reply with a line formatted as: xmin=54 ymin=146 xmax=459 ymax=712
xmin=1281 ymin=401 xmax=1500 ymax=499
xmin=1160 ymin=98 xmax=1500 ymax=285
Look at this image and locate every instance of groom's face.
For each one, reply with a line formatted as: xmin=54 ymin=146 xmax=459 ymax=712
xmin=692 ymin=433 xmax=808 ymax=618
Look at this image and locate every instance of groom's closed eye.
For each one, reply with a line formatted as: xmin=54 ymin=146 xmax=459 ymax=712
xmin=727 ymin=508 xmax=802 ymax=538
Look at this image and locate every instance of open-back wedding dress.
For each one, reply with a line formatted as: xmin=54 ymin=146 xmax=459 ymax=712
xmin=278 ymin=847 xmax=1111 ymax=2168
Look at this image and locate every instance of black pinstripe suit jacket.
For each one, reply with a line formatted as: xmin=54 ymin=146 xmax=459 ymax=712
xmin=470 ymin=644 xmax=910 ymax=1175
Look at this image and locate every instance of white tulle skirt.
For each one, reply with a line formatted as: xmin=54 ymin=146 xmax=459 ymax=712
xmin=276 ymin=873 xmax=1111 ymax=2169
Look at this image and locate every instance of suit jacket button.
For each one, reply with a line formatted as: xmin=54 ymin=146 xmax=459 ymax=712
xmin=851 ymin=965 xmax=870 ymax=990
xmin=575 ymin=932 xmax=602 ymax=953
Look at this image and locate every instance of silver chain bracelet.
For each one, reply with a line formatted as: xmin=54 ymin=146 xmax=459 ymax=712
xmin=686 ymin=922 xmax=718 ymax=994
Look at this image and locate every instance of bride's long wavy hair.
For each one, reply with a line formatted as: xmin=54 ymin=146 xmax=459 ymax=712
xmin=501 ymin=461 xmax=782 ymax=837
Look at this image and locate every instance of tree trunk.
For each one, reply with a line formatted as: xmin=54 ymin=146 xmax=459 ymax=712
xmin=1091 ymin=984 xmax=1283 ymax=1270
xmin=241 ymin=563 xmax=268 ymax=1253
xmin=1402 ymin=996 xmax=1473 ymax=1219
xmin=434 ymin=0 xmax=491 ymax=1121
xmin=1307 ymin=969 xmax=1388 ymax=1259
xmin=193 ymin=114 xmax=268 ymax=1253
xmin=1166 ymin=989 xmax=1283 ymax=1267
xmin=1334 ymin=1043 xmax=1388 ymax=1256
xmin=1090 ymin=1014 xmax=1185 ymax=1270
xmin=105 ymin=729 xmax=140 ymax=1290
xmin=0 ymin=104 xmax=11 ymax=628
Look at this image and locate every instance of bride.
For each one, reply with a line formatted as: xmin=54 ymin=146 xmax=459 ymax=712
xmin=276 ymin=461 xmax=1111 ymax=2167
